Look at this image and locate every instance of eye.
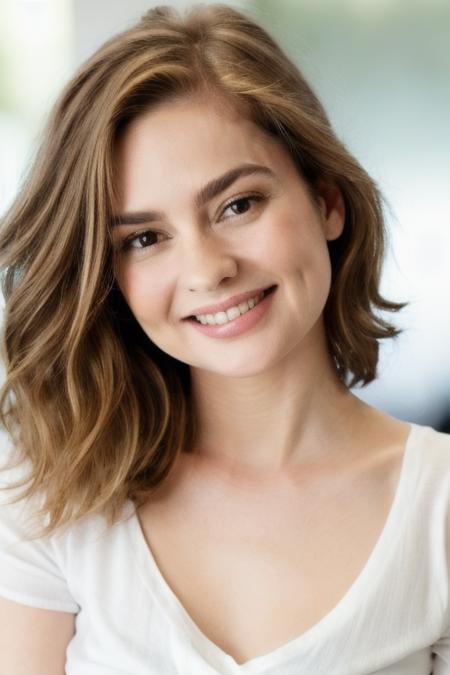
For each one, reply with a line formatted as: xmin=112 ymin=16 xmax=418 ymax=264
xmin=219 ymin=193 xmax=266 ymax=220
xmin=119 ymin=229 xmax=166 ymax=252
xmin=117 ymin=193 xmax=267 ymax=254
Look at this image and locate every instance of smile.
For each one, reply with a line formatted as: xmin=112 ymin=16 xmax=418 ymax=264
xmin=184 ymin=285 xmax=277 ymax=339
xmin=194 ymin=290 xmax=265 ymax=325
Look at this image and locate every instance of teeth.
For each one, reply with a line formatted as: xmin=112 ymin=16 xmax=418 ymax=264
xmin=195 ymin=291 xmax=264 ymax=325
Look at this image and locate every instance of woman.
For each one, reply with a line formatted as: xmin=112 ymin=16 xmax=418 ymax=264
xmin=0 ymin=4 xmax=449 ymax=674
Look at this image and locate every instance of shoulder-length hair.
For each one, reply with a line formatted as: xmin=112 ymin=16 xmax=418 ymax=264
xmin=0 ymin=3 xmax=405 ymax=535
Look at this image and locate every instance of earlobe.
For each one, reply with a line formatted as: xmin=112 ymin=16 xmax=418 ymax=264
xmin=315 ymin=180 xmax=345 ymax=241
xmin=325 ymin=201 xmax=345 ymax=241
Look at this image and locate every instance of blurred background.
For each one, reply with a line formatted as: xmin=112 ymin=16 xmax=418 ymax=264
xmin=0 ymin=0 xmax=449 ymax=431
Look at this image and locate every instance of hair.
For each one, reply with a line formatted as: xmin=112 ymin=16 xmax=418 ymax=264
xmin=0 ymin=3 xmax=406 ymax=536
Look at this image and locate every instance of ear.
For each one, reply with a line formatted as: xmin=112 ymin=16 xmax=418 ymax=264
xmin=314 ymin=178 xmax=345 ymax=241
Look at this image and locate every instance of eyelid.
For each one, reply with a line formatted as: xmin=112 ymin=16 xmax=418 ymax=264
xmin=117 ymin=191 xmax=268 ymax=254
xmin=218 ymin=191 xmax=267 ymax=219
xmin=118 ymin=228 xmax=165 ymax=253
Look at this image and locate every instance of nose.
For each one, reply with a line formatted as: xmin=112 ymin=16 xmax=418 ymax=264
xmin=180 ymin=232 xmax=238 ymax=293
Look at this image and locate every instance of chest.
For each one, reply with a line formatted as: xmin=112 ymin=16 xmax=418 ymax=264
xmin=137 ymin=453 xmax=403 ymax=666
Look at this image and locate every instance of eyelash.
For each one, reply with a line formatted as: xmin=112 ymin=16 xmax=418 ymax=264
xmin=118 ymin=193 xmax=267 ymax=253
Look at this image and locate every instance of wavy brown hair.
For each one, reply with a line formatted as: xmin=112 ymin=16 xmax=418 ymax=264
xmin=0 ymin=3 xmax=406 ymax=535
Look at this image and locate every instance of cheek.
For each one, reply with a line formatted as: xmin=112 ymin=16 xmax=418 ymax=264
xmin=116 ymin=262 xmax=169 ymax=325
xmin=265 ymin=212 xmax=322 ymax=268
xmin=272 ymin=213 xmax=333 ymax=299
xmin=246 ymin=211 xmax=297 ymax=267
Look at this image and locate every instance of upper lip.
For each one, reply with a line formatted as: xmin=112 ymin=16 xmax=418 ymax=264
xmin=184 ymin=285 xmax=273 ymax=318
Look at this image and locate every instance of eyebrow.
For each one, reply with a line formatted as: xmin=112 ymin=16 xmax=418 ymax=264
xmin=111 ymin=163 xmax=276 ymax=227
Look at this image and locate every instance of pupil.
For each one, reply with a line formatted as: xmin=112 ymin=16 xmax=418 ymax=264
xmin=232 ymin=198 xmax=249 ymax=214
xmin=139 ymin=232 xmax=153 ymax=247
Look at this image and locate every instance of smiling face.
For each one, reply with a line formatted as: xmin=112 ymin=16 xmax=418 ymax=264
xmin=112 ymin=94 xmax=344 ymax=377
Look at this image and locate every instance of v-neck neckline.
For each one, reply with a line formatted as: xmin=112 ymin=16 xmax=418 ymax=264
xmin=127 ymin=422 xmax=422 ymax=673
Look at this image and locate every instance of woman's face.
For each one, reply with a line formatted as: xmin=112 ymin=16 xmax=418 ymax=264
xmin=112 ymin=95 xmax=344 ymax=377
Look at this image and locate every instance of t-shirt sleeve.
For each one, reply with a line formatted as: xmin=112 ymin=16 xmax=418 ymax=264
xmin=0 ymin=447 xmax=79 ymax=613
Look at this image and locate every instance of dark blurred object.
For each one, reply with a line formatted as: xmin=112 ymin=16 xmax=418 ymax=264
xmin=437 ymin=412 xmax=450 ymax=434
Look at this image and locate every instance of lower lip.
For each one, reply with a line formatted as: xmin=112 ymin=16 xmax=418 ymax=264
xmin=184 ymin=287 xmax=277 ymax=339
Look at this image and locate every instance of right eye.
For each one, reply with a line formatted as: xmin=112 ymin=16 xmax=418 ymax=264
xmin=120 ymin=230 xmax=166 ymax=252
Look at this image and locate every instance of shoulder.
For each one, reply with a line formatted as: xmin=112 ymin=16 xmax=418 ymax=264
xmin=0 ymin=431 xmax=132 ymax=539
xmin=0 ymin=438 xmax=78 ymax=611
xmin=410 ymin=423 xmax=450 ymax=471
xmin=0 ymin=436 xmax=39 ymax=535
xmin=402 ymin=424 xmax=450 ymax=502
xmin=0 ymin=432 xmax=135 ymax=611
xmin=405 ymin=425 xmax=450 ymax=549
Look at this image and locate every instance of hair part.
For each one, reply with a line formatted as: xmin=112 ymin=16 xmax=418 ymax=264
xmin=0 ymin=3 xmax=406 ymax=536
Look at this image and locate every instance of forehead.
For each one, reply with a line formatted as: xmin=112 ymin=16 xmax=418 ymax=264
xmin=114 ymin=95 xmax=293 ymax=205
xmin=117 ymin=94 xmax=269 ymax=156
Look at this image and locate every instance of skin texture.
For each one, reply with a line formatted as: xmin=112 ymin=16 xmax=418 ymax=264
xmin=0 ymin=596 xmax=74 ymax=674
xmin=112 ymin=93 xmax=372 ymax=477
xmin=113 ymin=95 xmax=412 ymax=665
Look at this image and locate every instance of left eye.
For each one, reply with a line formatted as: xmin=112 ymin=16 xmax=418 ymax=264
xmin=220 ymin=194 xmax=265 ymax=219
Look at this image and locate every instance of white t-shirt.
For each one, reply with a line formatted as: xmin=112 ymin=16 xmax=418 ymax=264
xmin=1 ymin=422 xmax=450 ymax=674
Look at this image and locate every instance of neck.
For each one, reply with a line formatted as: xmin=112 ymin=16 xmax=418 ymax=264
xmin=188 ymin=335 xmax=366 ymax=479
